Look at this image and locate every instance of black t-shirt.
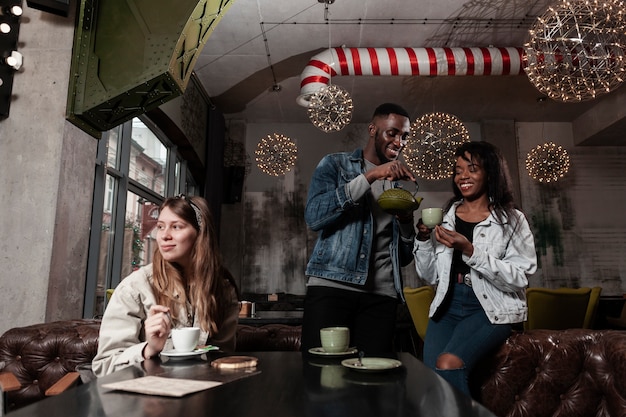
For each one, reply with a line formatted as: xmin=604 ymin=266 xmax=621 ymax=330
xmin=450 ymin=215 xmax=478 ymax=279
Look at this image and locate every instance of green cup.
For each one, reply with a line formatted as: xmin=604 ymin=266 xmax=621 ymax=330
xmin=320 ymin=326 xmax=349 ymax=353
xmin=421 ymin=208 xmax=443 ymax=228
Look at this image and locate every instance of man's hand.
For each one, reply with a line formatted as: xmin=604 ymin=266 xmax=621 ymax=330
xmin=365 ymin=160 xmax=415 ymax=183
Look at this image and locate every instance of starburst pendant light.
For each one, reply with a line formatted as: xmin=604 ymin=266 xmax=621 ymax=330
xmin=524 ymin=0 xmax=626 ymax=102
xmin=255 ymin=133 xmax=298 ymax=177
xmin=307 ymin=0 xmax=353 ymax=132
xmin=308 ymin=84 xmax=354 ymax=132
xmin=404 ymin=112 xmax=470 ymax=180
xmin=526 ymin=142 xmax=570 ymax=183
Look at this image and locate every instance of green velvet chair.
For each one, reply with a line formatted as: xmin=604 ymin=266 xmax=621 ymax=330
xmin=403 ymin=286 xmax=435 ymax=341
xmin=524 ymin=286 xmax=602 ymax=330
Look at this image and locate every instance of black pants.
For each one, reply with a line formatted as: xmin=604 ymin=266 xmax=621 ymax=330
xmin=301 ymin=286 xmax=398 ymax=354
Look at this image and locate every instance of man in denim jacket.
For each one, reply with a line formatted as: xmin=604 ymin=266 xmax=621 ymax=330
xmin=302 ymin=103 xmax=417 ymax=354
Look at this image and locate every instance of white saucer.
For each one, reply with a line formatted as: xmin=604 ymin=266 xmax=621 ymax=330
xmin=308 ymin=347 xmax=358 ymax=357
xmin=161 ymin=346 xmax=218 ymax=360
xmin=341 ymin=357 xmax=402 ymax=372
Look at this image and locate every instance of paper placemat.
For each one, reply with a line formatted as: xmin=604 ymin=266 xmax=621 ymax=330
xmin=102 ymin=376 xmax=222 ymax=397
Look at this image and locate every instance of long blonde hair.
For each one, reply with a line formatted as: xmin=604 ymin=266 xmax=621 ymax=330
xmin=151 ymin=195 xmax=236 ymax=335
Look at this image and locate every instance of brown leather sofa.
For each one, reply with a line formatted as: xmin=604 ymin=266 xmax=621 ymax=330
xmin=1 ymin=320 xmax=625 ymax=417
xmin=471 ymin=328 xmax=626 ymax=417
xmin=0 ymin=319 xmax=101 ymax=411
xmin=235 ymin=324 xmax=301 ymax=352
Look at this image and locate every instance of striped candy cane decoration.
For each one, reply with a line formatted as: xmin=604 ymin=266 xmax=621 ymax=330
xmin=297 ymin=47 xmax=525 ymax=106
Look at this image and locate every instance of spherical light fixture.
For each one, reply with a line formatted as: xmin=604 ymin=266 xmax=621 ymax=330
xmin=307 ymin=84 xmax=353 ymax=133
xmin=255 ymin=133 xmax=298 ymax=177
xmin=525 ymin=142 xmax=571 ymax=183
xmin=404 ymin=112 xmax=470 ymax=180
xmin=524 ymin=0 xmax=626 ymax=102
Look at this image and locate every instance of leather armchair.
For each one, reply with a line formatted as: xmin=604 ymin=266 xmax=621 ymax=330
xmin=472 ymin=329 xmax=626 ymax=417
xmin=0 ymin=319 xmax=100 ymax=412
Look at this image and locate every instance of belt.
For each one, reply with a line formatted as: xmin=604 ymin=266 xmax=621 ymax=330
xmin=456 ymin=273 xmax=472 ymax=287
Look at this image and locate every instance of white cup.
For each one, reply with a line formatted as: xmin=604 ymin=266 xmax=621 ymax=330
xmin=320 ymin=326 xmax=349 ymax=353
xmin=421 ymin=208 xmax=443 ymax=228
xmin=171 ymin=327 xmax=200 ymax=352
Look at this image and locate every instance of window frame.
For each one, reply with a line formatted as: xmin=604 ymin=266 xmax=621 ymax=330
xmin=83 ymin=115 xmax=194 ymax=318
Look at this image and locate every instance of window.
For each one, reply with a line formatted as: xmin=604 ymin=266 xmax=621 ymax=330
xmin=84 ymin=116 xmax=197 ymax=318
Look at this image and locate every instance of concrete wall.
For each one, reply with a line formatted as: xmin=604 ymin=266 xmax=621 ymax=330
xmin=517 ymin=123 xmax=626 ymax=294
xmin=0 ymin=7 xmax=97 ymax=335
xmin=221 ymin=119 xmax=626 ymax=298
xmin=221 ymin=120 xmax=481 ymax=293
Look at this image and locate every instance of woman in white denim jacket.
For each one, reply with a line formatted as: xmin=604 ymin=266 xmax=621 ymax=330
xmin=413 ymin=141 xmax=536 ymax=397
xmin=93 ymin=196 xmax=240 ymax=377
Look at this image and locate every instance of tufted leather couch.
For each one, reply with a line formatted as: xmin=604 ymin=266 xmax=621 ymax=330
xmin=235 ymin=324 xmax=301 ymax=352
xmin=2 ymin=320 xmax=625 ymax=417
xmin=471 ymin=329 xmax=626 ymax=417
xmin=0 ymin=319 xmax=101 ymax=411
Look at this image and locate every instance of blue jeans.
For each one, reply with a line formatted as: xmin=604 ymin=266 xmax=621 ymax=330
xmin=423 ymin=282 xmax=512 ymax=396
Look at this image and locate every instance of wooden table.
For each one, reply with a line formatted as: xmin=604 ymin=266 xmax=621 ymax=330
xmin=9 ymin=352 xmax=496 ymax=417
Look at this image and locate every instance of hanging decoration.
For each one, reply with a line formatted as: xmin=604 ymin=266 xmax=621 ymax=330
xmin=525 ymin=142 xmax=570 ymax=183
xmin=307 ymin=0 xmax=354 ymax=132
xmin=403 ymin=112 xmax=470 ymax=180
xmin=524 ymin=0 xmax=626 ymax=102
xmin=255 ymin=133 xmax=298 ymax=177
xmin=307 ymin=84 xmax=354 ymax=132
xmin=298 ymin=47 xmax=524 ymax=104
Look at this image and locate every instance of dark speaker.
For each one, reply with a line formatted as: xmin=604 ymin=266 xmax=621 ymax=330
xmin=26 ymin=0 xmax=70 ymax=17
xmin=223 ymin=166 xmax=245 ymax=204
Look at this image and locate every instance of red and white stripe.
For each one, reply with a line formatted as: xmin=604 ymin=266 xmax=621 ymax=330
xmin=297 ymin=47 xmax=525 ymax=106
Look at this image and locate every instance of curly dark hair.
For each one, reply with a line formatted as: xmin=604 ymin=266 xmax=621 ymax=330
xmin=445 ymin=141 xmax=518 ymax=226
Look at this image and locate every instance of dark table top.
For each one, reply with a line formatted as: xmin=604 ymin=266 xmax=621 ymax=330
xmin=10 ymin=351 xmax=496 ymax=417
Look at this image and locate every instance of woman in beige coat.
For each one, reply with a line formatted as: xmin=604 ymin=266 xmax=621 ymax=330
xmin=93 ymin=195 xmax=240 ymax=376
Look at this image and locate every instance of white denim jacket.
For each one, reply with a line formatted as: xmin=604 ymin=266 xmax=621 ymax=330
xmin=413 ymin=201 xmax=537 ymax=324
xmin=92 ymin=264 xmax=239 ymax=376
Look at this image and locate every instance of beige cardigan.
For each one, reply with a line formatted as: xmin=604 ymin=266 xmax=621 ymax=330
xmin=92 ymin=264 xmax=239 ymax=376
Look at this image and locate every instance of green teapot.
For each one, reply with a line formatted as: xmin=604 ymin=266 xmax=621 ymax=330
xmin=377 ymin=182 xmax=422 ymax=214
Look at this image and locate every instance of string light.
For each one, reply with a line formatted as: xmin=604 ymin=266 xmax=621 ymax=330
xmin=307 ymin=84 xmax=354 ymax=132
xmin=404 ymin=112 xmax=470 ymax=180
xmin=526 ymin=142 xmax=571 ymax=183
xmin=524 ymin=0 xmax=626 ymax=102
xmin=255 ymin=133 xmax=298 ymax=176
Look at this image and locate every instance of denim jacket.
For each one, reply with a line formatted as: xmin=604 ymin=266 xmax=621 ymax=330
xmin=304 ymin=149 xmax=414 ymax=298
xmin=413 ymin=201 xmax=537 ymax=324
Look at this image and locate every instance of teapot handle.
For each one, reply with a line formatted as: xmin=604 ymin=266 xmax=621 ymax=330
xmin=395 ymin=180 xmax=419 ymax=197
xmin=411 ymin=180 xmax=420 ymax=197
